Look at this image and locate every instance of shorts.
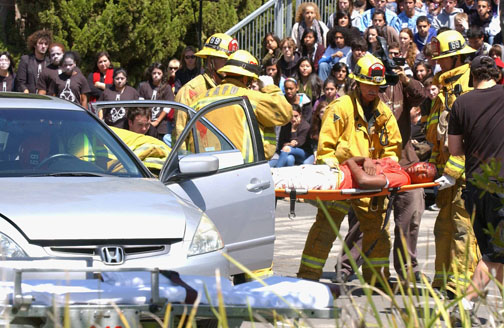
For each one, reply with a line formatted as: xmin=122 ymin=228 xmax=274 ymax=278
xmin=463 ymin=182 xmax=504 ymax=263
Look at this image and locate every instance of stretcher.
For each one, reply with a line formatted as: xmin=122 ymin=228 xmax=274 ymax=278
xmin=275 ymin=182 xmax=438 ymax=218
xmin=0 ymin=265 xmax=340 ymax=327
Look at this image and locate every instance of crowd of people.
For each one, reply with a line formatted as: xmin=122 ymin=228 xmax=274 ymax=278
xmin=2 ymin=0 xmax=504 ymax=324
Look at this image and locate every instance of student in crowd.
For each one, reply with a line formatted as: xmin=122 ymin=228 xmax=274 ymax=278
xmin=261 ymin=33 xmax=282 ymax=67
xmin=427 ymin=0 xmax=443 ymax=22
xmin=87 ymin=51 xmax=114 ymax=103
xmin=327 ymin=0 xmax=363 ymax=29
xmin=48 ymin=51 xmax=90 ymax=108
xmin=166 ymin=58 xmax=180 ymax=93
xmin=331 ymin=62 xmax=352 ymax=96
xmin=318 ymin=27 xmax=351 ymax=81
xmin=364 ymin=25 xmax=380 ymax=53
xmin=174 ymin=46 xmax=202 ymax=94
xmin=272 ymin=105 xmax=312 ymax=168
xmin=0 ymin=51 xmax=16 ymax=92
xmin=400 ymin=28 xmax=420 ymax=68
xmin=278 ymin=37 xmax=301 ymax=78
xmin=398 ymin=0 xmax=422 ymax=32
xmin=98 ymin=68 xmax=139 ymax=129
xmin=296 ymin=57 xmax=323 ymax=106
xmin=414 ymin=16 xmax=437 ymax=51
xmin=467 ymin=25 xmax=492 ymax=57
xmin=360 ymin=0 xmax=401 ymax=32
xmin=432 ymin=0 xmax=463 ymax=30
xmin=413 ymin=61 xmax=433 ymax=84
xmin=291 ymin=2 xmax=328 ymax=47
xmin=263 ymin=57 xmax=285 ymax=92
xmin=304 ymin=99 xmax=328 ymax=164
xmin=283 ymin=77 xmax=312 ymax=123
xmin=137 ymin=62 xmax=175 ymax=141
xmin=313 ymin=76 xmax=339 ymax=115
xmin=371 ymin=10 xmax=400 ymax=45
xmin=299 ymin=28 xmax=325 ymax=73
xmin=342 ymin=37 xmax=368 ymax=72
xmin=16 ymin=29 xmax=51 ymax=93
xmin=331 ymin=10 xmax=362 ymax=41
xmin=454 ymin=12 xmax=470 ymax=38
xmin=37 ymin=43 xmax=65 ymax=96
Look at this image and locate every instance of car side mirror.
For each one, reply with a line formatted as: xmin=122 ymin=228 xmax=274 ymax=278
xmin=178 ymin=154 xmax=219 ymax=176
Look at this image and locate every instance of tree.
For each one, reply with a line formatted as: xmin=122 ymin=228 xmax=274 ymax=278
xmin=0 ymin=0 xmax=263 ymax=84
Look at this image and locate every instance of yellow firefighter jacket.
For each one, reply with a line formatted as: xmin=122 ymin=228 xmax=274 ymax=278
xmin=317 ymin=89 xmax=402 ymax=165
xmin=191 ymin=78 xmax=292 ymax=161
xmin=111 ymin=127 xmax=171 ymax=176
xmin=173 ymin=73 xmax=217 ymax=142
xmin=426 ymin=63 xmax=471 ymax=179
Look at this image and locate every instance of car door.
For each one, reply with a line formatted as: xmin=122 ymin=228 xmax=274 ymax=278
xmin=160 ymin=97 xmax=275 ymax=276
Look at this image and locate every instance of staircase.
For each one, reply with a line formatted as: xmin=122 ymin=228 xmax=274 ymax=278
xmin=226 ymin=0 xmax=336 ymax=60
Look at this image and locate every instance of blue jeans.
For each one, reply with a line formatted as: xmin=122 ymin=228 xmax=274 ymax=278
xmin=275 ymin=147 xmax=308 ymax=167
xmin=318 ymin=62 xmax=332 ymax=81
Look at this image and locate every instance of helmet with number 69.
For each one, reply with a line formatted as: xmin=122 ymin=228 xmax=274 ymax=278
xmin=195 ymin=33 xmax=239 ymax=59
xmin=431 ymin=30 xmax=475 ymax=60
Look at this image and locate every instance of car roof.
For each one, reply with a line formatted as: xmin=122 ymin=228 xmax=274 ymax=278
xmin=0 ymin=92 xmax=83 ymax=111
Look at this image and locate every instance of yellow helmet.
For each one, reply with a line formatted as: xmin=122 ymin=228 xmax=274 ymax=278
xmin=431 ymin=30 xmax=475 ymax=60
xmin=217 ymin=50 xmax=260 ymax=79
xmin=349 ymin=54 xmax=387 ymax=86
xmin=195 ymin=33 xmax=239 ymax=59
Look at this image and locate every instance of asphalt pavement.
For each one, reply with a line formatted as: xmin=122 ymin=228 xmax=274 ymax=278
xmin=249 ymin=198 xmax=503 ymax=327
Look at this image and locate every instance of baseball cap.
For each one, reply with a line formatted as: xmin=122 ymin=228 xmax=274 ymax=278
xmin=471 ymin=55 xmax=497 ymax=70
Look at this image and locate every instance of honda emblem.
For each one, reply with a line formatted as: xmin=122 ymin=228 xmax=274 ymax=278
xmin=99 ymin=246 xmax=125 ymax=265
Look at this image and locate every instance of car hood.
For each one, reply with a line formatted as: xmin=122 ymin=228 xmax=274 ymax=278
xmin=0 ymin=177 xmax=189 ymax=243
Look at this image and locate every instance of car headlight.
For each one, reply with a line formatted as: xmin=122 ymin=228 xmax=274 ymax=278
xmin=0 ymin=232 xmax=27 ymax=258
xmin=188 ymin=214 xmax=224 ymax=256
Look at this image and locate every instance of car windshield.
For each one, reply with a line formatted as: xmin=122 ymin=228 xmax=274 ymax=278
xmin=0 ymin=109 xmax=145 ymax=177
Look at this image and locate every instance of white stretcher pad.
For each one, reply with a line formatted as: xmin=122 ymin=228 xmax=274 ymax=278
xmin=0 ymin=271 xmax=334 ymax=309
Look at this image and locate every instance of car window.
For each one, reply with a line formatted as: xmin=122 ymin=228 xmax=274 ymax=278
xmin=178 ymin=103 xmax=256 ymax=164
xmin=0 ymin=109 xmax=145 ymax=177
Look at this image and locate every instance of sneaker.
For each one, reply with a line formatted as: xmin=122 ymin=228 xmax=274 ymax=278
xmin=450 ymin=305 xmax=481 ymax=327
xmin=428 ymin=204 xmax=440 ymax=211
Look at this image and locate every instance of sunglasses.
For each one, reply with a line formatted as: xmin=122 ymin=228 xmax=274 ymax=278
xmin=169 ymin=67 xmax=179 ymax=70
xmin=185 ymin=55 xmax=196 ymax=59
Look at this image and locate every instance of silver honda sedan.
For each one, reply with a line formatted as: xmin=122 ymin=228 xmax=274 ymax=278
xmin=0 ymin=93 xmax=275 ymax=280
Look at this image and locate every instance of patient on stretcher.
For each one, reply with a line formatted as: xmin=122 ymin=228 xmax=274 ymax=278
xmin=272 ymin=157 xmax=436 ymax=190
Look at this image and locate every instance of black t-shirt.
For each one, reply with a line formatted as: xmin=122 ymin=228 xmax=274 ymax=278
xmin=0 ymin=74 xmax=15 ymax=92
xmin=37 ymin=64 xmax=61 ymax=92
xmin=448 ymin=84 xmax=504 ymax=178
xmin=49 ymin=71 xmax=91 ymax=105
xmin=99 ymin=86 xmax=139 ymax=128
xmin=137 ymin=81 xmax=175 ymax=135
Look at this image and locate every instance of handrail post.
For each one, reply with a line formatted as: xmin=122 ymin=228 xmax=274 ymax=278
xmin=274 ymin=0 xmax=284 ymax=41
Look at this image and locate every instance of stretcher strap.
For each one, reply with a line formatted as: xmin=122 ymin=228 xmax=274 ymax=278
xmin=160 ymin=270 xmax=198 ymax=304
xmin=289 ymin=189 xmax=297 ymax=219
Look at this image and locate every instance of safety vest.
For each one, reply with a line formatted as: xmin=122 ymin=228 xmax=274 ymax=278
xmin=317 ymin=90 xmax=402 ymax=166
xmin=426 ymin=63 xmax=471 ymax=179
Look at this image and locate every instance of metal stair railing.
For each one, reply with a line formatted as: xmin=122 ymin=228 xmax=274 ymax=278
xmin=225 ymin=0 xmax=337 ymax=60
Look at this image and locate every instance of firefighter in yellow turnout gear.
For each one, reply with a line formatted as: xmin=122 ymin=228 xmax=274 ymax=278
xmin=298 ymin=54 xmax=402 ymax=284
xmin=191 ymin=50 xmax=292 ymax=161
xmin=426 ymin=30 xmax=480 ymax=293
xmin=173 ymin=33 xmax=238 ymax=141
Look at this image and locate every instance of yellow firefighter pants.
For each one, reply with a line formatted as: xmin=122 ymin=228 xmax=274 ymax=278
xmin=298 ymin=196 xmax=390 ymax=283
xmin=432 ymin=180 xmax=480 ymax=291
